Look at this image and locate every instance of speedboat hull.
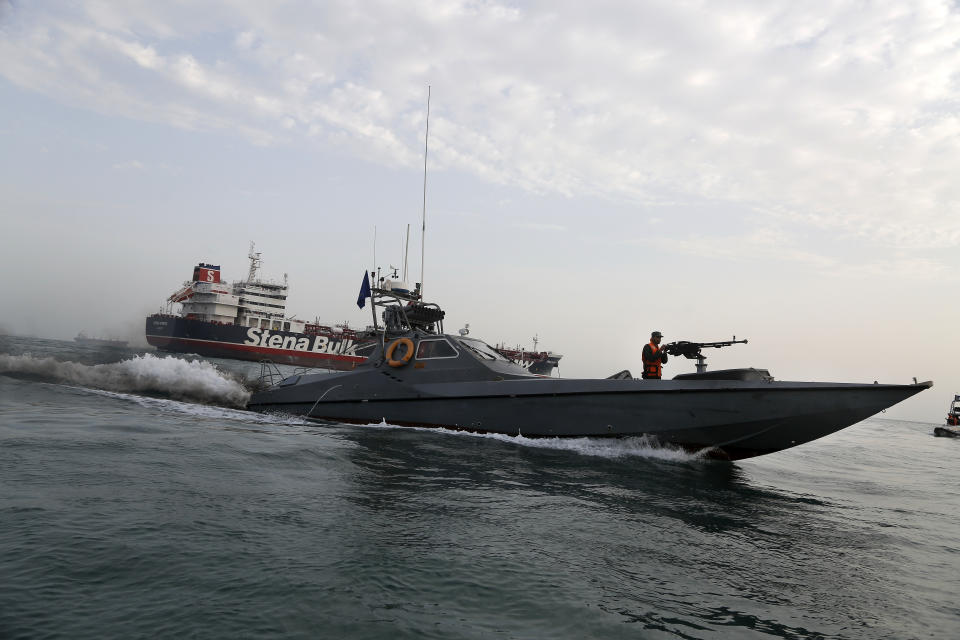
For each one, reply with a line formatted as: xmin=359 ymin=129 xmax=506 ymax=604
xmin=248 ymin=374 xmax=931 ymax=460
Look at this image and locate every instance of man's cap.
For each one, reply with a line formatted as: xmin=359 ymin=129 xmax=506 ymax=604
xmin=651 ymin=331 xmax=663 ymax=338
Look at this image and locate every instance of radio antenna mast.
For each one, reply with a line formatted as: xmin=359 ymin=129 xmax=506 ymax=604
xmin=403 ymin=223 xmax=410 ymax=283
xmin=420 ymin=85 xmax=430 ymax=298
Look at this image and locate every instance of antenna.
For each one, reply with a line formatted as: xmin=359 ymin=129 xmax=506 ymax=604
xmin=403 ymin=223 xmax=410 ymax=283
xmin=420 ymin=85 xmax=430 ymax=298
xmin=373 ymin=225 xmax=377 ymax=273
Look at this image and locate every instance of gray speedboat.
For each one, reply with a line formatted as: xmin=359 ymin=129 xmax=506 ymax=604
xmin=247 ymin=283 xmax=931 ymax=460
xmin=935 ymin=394 xmax=960 ymax=437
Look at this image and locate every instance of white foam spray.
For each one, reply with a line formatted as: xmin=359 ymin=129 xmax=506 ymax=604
xmin=361 ymin=420 xmax=705 ymax=462
xmin=0 ymin=353 xmax=251 ymax=408
xmin=81 ymin=386 xmax=312 ymax=426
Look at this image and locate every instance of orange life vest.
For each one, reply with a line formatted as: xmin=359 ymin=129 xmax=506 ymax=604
xmin=643 ymin=341 xmax=662 ymax=379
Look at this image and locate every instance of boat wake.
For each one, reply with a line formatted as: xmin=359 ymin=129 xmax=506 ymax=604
xmin=80 ymin=387 xmax=312 ymax=427
xmin=0 ymin=353 xmax=251 ymax=408
xmin=361 ymin=420 xmax=708 ymax=462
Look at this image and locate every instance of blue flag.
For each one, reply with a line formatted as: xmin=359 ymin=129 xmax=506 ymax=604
xmin=357 ymin=271 xmax=371 ymax=309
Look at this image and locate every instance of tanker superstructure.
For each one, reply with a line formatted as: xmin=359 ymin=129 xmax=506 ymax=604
xmin=145 ymin=245 xmax=560 ymax=373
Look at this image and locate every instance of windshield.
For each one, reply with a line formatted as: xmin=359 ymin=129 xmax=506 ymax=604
xmin=457 ymin=337 xmax=510 ymax=362
xmin=416 ymin=338 xmax=458 ymax=359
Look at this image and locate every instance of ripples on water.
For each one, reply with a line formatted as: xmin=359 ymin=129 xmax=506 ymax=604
xmin=1 ymin=336 xmax=958 ymax=639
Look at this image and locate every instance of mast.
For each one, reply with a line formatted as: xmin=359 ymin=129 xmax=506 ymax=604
xmin=403 ymin=223 xmax=410 ymax=283
xmin=420 ymin=85 xmax=430 ymax=299
xmin=247 ymin=241 xmax=261 ymax=282
xmin=371 ymin=226 xmax=379 ymax=337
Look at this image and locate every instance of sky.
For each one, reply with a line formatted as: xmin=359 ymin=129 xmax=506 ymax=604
xmin=1 ymin=0 xmax=958 ymax=421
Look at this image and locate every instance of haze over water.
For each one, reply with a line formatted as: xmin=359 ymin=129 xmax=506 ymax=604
xmin=1 ymin=336 xmax=958 ymax=639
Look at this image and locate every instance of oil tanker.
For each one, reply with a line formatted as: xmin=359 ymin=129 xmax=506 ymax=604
xmin=145 ymin=245 xmax=561 ymax=374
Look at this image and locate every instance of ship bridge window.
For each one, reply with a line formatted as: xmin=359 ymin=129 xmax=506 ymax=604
xmin=416 ymin=338 xmax=458 ymax=360
xmin=457 ymin=337 xmax=510 ymax=362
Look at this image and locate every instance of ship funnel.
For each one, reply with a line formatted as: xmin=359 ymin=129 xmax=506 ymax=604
xmin=193 ymin=263 xmax=221 ymax=284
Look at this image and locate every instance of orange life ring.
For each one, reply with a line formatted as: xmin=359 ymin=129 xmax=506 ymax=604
xmin=385 ymin=338 xmax=415 ymax=367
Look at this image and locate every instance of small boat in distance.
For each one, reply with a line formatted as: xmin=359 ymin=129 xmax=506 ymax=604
xmin=934 ymin=394 xmax=960 ymax=437
xmin=74 ymin=332 xmax=128 ymax=348
xmin=247 ymin=279 xmax=932 ymax=461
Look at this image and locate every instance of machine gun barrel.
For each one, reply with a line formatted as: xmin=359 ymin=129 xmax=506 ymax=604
xmin=661 ymin=338 xmax=748 ymax=360
xmin=660 ymin=337 xmax=748 ymax=373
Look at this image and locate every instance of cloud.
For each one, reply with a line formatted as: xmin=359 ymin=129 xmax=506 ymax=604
xmin=634 ymin=221 xmax=955 ymax=282
xmin=511 ymin=222 xmax=567 ymax=232
xmin=1 ymin=0 xmax=959 ymax=251
xmin=111 ymin=160 xmax=144 ymax=170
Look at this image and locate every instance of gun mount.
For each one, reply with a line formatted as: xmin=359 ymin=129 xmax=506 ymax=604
xmin=662 ymin=337 xmax=748 ymax=373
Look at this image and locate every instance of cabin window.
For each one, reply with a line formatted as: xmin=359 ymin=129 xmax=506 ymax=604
xmin=283 ymin=322 xmax=290 ymax=331
xmin=457 ymin=337 xmax=510 ymax=362
xmin=416 ymin=338 xmax=458 ymax=360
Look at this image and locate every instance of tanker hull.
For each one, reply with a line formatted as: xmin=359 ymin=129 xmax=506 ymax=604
xmin=145 ymin=314 xmax=371 ymax=369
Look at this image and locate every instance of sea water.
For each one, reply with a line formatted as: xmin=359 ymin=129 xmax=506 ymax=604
xmin=1 ymin=335 xmax=958 ymax=639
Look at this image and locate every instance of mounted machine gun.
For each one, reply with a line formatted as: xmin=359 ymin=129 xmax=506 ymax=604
xmin=662 ymin=337 xmax=748 ymax=374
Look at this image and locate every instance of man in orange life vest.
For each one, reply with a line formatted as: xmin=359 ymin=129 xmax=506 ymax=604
xmin=641 ymin=331 xmax=668 ymax=380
